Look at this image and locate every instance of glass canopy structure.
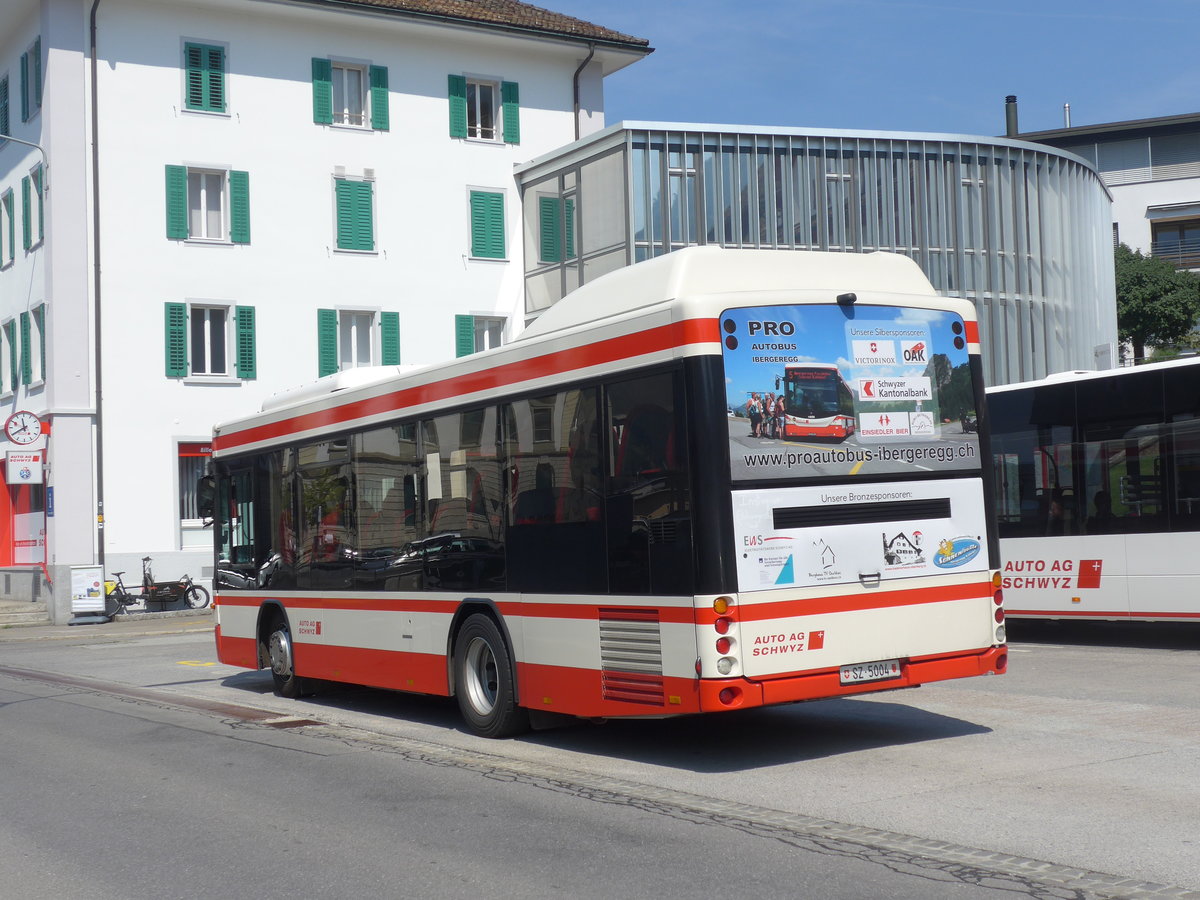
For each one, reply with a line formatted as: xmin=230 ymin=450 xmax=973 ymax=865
xmin=517 ymin=123 xmax=1115 ymax=386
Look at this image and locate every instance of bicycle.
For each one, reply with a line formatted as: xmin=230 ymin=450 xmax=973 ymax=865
xmin=105 ymin=556 xmax=211 ymax=612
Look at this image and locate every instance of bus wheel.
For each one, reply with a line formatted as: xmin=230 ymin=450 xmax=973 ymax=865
xmin=266 ymin=618 xmax=307 ymax=698
xmin=454 ymin=613 xmax=529 ymax=738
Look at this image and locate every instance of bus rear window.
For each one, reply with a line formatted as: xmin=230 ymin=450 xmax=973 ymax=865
xmin=721 ymin=304 xmax=980 ymax=481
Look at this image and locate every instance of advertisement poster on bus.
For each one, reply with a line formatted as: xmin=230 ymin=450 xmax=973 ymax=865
xmin=720 ymin=304 xmax=980 ymax=481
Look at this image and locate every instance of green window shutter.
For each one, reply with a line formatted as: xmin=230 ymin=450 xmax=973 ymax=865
xmin=32 ymin=38 xmax=41 ymax=108
xmin=205 ymin=45 xmax=224 ymax=111
xmin=185 ymin=43 xmax=224 ymax=112
xmin=19 ymin=312 xmax=30 ymax=385
xmin=317 ymin=308 xmax=338 ymax=376
xmin=235 ymin=306 xmax=256 ymax=379
xmin=380 ymin=311 xmax=400 ymax=365
xmin=470 ymin=191 xmax=504 ymax=259
xmin=565 ymin=197 xmax=576 ymax=259
xmin=229 ymin=170 xmax=250 ymax=243
xmin=1 ymin=77 xmax=9 ymax=139
xmin=4 ymin=322 xmax=15 ymax=389
xmin=165 ymin=165 xmax=188 ymax=239
xmin=34 ymin=305 xmax=44 ymax=381
xmin=335 ymin=179 xmax=373 ymax=251
xmin=164 ymin=303 xmax=188 ymax=377
xmin=501 ymin=81 xmax=520 ymax=144
xmin=312 ymin=58 xmax=333 ymax=125
xmin=19 ymin=52 xmax=28 ymax=122
xmin=369 ymin=65 xmax=389 ymax=131
xmin=454 ymin=314 xmax=475 ymax=358
xmin=33 ymin=166 xmax=42 ymax=242
xmin=447 ymin=74 xmax=467 ymax=138
xmin=21 ymin=176 xmax=30 ymax=250
xmin=539 ymin=196 xmax=560 ymax=262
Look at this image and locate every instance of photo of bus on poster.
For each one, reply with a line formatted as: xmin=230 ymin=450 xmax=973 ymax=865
xmin=720 ymin=304 xmax=980 ymax=481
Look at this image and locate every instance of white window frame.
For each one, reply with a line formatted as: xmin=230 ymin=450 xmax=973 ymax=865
xmin=0 ymin=190 xmax=12 ymax=268
xmin=186 ymin=167 xmax=228 ymax=242
xmin=473 ymin=315 xmax=505 ymax=352
xmin=338 ymin=308 xmax=377 ymax=370
xmin=188 ymin=303 xmax=231 ymax=376
xmin=331 ymin=60 xmax=368 ymax=128
xmin=466 ymin=77 xmax=499 ymax=141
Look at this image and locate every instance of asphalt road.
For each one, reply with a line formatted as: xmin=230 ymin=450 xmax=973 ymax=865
xmin=1 ymin=615 xmax=1197 ymax=899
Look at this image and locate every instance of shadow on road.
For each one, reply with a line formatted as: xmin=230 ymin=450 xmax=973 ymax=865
xmin=220 ymin=669 xmax=988 ymax=771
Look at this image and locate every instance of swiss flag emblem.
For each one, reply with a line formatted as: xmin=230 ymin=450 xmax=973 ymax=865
xmin=1076 ymin=559 xmax=1103 ymax=589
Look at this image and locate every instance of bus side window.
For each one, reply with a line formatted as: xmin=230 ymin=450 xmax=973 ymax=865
xmin=605 ymin=371 xmax=693 ymax=596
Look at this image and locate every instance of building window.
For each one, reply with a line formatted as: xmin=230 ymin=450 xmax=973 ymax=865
xmin=447 ymin=75 xmax=519 ymax=144
xmin=20 ymin=37 xmax=40 ymax=123
xmin=165 ymin=302 xmax=255 ymax=378
xmin=317 ymin=308 xmax=399 ymax=376
xmin=538 ymin=195 xmax=576 ymax=263
xmin=165 ymin=165 xmax=250 ymax=243
xmin=1 ymin=320 xmax=16 ymax=394
xmin=190 ymin=305 xmax=229 ymax=375
xmin=178 ymin=442 xmax=212 ymax=521
xmin=454 ymin=314 xmax=504 ymax=357
xmin=469 ymin=190 xmax=505 ymax=259
xmin=334 ymin=177 xmax=375 ymax=251
xmin=312 ymin=59 xmax=388 ymax=130
xmin=0 ymin=190 xmax=13 ymax=267
xmin=21 ymin=165 xmax=43 ymax=250
xmin=1151 ymin=219 xmax=1200 ymax=269
xmin=19 ymin=307 xmax=44 ymax=386
xmin=183 ymin=42 xmax=226 ymax=113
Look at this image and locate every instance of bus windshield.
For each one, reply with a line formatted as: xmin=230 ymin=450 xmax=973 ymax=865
xmin=722 ymin=303 xmax=981 ymax=481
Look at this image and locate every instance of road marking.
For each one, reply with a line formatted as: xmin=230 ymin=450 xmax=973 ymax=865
xmin=178 ymin=660 xmax=216 ymax=667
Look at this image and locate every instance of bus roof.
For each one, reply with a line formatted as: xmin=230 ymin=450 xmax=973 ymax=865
xmin=517 ymin=246 xmax=936 ymax=342
xmin=986 ymin=355 xmax=1200 ymax=394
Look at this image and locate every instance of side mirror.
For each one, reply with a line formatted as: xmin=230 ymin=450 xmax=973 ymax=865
xmin=197 ymin=475 xmax=215 ymax=519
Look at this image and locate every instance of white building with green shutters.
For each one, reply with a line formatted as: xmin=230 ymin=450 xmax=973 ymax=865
xmin=0 ymin=0 xmax=649 ymax=620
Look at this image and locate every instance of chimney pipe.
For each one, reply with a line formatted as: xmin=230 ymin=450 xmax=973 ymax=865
xmin=1005 ymin=95 xmax=1019 ymax=137
xmin=1064 ymin=103 xmax=1071 ymax=128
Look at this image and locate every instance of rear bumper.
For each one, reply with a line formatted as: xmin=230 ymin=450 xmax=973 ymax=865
xmin=698 ymin=645 xmax=1007 ymax=712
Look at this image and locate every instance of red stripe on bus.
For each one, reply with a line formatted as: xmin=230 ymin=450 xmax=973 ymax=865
xmin=716 ymin=581 xmax=989 ymax=623
xmin=215 ymin=318 xmax=721 ymax=452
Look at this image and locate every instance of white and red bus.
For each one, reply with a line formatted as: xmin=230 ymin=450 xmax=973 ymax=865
xmin=990 ymin=358 xmax=1200 ymax=621
xmin=780 ymin=363 xmax=856 ymax=439
xmin=211 ymin=247 xmax=1006 ymax=737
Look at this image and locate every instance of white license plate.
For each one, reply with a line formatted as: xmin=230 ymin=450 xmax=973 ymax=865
xmin=839 ymin=658 xmax=902 ymax=685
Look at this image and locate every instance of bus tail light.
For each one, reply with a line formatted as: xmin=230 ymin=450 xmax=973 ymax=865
xmin=995 ymin=607 xmax=1005 ymax=624
xmin=716 ymin=657 xmax=735 ymax=675
xmin=715 ymin=637 xmax=731 ymax=654
xmin=713 ymin=596 xmax=732 ymax=615
xmin=996 ymin=625 xmax=1006 ymax=644
xmin=714 ymin=617 xmax=732 ymax=635
xmin=718 ymin=687 xmax=742 ymax=706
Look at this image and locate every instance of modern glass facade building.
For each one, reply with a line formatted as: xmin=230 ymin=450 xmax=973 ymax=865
xmin=517 ymin=123 xmax=1116 ymax=387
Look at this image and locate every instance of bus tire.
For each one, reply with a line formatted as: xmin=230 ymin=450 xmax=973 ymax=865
xmin=265 ymin=617 xmax=308 ymax=699
xmin=454 ymin=613 xmax=529 ymax=738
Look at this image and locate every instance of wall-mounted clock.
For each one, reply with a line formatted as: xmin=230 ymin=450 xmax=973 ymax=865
xmin=5 ymin=410 xmax=42 ymax=445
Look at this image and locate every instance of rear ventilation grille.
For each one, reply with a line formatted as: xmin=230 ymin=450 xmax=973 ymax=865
xmin=599 ymin=608 xmax=664 ymax=706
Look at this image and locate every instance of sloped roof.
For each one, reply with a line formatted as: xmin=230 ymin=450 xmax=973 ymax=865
xmin=298 ymin=0 xmax=651 ymax=50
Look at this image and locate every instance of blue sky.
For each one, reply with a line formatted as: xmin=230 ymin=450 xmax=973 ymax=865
xmin=547 ymin=0 xmax=1199 ymax=136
